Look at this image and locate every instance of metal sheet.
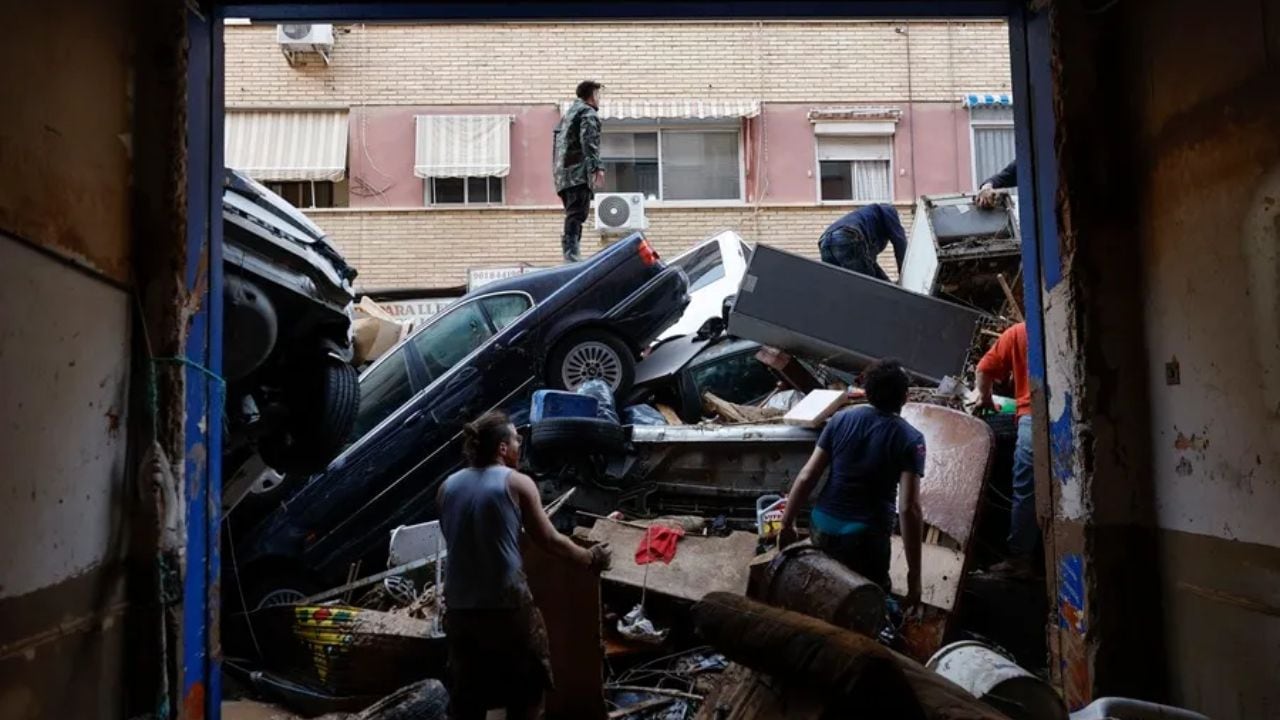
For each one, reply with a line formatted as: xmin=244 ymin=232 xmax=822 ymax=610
xmin=728 ymin=245 xmax=985 ymax=383
xmin=901 ymin=403 xmax=994 ymax=547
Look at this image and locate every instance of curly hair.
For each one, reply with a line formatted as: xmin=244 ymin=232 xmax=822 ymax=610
xmin=862 ymin=359 xmax=911 ymax=414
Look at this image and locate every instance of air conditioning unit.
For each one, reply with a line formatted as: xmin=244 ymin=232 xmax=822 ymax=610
xmin=594 ymin=193 xmax=648 ymax=234
xmin=277 ymin=23 xmax=334 ymax=65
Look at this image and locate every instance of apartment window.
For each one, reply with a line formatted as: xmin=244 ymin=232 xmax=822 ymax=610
xmin=426 ymin=177 xmax=505 ymax=205
xmin=816 ymin=134 xmax=894 ymax=202
xmin=414 ymin=114 xmax=512 ymax=206
xmin=969 ymin=105 xmax=1016 ymax=189
xmin=602 ymin=127 xmax=742 ymax=201
xmin=265 ymin=180 xmax=343 ymax=209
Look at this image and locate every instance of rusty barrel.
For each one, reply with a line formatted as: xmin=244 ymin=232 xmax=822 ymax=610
xmin=750 ymin=542 xmax=886 ymax=636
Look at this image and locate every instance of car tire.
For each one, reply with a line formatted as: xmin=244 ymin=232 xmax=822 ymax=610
xmin=546 ymin=329 xmax=636 ymax=396
xmin=355 ymin=679 xmax=449 ymax=720
xmin=530 ymin=416 xmax=627 ymax=456
xmin=261 ymin=359 xmax=359 ymax=474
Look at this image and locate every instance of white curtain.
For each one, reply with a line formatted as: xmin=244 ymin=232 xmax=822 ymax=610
xmin=851 ymin=160 xmax=892 ymax=202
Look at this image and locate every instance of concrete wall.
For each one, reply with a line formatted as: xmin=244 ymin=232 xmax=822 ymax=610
xmin=1131 ymin=0 xmax=1280 ymax=714
xmin=1045 ymin=0 xmax=1280 ymax=715
xmin=0 ymin=1 xmax=139 ymax=717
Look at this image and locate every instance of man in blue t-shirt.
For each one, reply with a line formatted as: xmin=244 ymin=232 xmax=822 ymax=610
xmin=817 ymin=203 xmax=907 ymax=281
xmin=777 ymin=359 xmax=925 ymax=607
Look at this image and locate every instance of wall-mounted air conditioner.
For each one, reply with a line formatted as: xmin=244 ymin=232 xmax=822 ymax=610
xmin=594 ymin=192 xmax=648 ymax=234
xmin=277 ymin=23 xmax=335 ymax=65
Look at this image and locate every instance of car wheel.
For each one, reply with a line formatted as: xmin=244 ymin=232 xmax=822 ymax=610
xmin=547 ymin=329 xmax=635 ymax=396
xmin=261 ymin=358 xmax=359 ymax=474
xmin=356 ymin=679 xmax=449 ymax=720
xmin=530 ymin=416 xmax=627 ymax=456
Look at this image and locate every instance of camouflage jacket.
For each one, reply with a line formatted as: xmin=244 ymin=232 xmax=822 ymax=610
xmin=552 ymin=99 xmax=602 ymax=192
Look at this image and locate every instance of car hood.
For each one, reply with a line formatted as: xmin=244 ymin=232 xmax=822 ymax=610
xmin=223 ymin=169 xmax=358 ymax=291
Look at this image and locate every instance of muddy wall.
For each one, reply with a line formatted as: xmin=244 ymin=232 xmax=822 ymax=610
xmin=1128 ymin=0 xmax=1280 ymax=714
xmin=0 ymin=0 xmax=140 ymax=717
xmin=1050 ymin=0 xmax=1280 ymax=715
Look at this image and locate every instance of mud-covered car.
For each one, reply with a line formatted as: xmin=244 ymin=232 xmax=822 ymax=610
xmin=222 ymin=170 xmax=359 ymax=475
xmin=233 ymin=233 xmax=688 ymax=606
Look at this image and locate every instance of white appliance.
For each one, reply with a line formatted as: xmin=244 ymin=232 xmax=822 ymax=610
xmin=594 ymin=192 xmax=648 ymax=233
xmin=277 ymin=23 xmax=335 ymax=64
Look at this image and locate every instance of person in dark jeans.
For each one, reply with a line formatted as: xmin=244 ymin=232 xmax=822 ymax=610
xmin=777 ymin=360 xmax=924 ymax=607
xmin=552 ymin=80 xmax=605 ymax=262
xmin=817 ymin=203 xmax=907 ymax=281
xmin=975 ymin=322 xmax=1038 ymax=578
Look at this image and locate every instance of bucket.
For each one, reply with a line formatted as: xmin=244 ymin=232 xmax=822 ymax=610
xmin=756 ymin=494 xmax=786 ymax=540
xmin=926 ymin=641 xmax=1068 ymax=720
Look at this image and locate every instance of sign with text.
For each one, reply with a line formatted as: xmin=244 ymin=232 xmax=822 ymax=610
xmin=468 ymin=265 xmax=535 ymax=291
xmin=376 ymin=297 xmax=458 ymax=325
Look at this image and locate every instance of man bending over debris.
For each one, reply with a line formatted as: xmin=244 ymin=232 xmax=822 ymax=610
xmin=817 ymin=203 xmax=908 ymax=281
xmin=438 ymin=411 xmax=611 ymax=719
xmin=777 ymin=360 xmax=924 ymax=609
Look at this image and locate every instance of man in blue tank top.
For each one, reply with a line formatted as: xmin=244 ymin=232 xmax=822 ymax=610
xmin=777 ymin=360 xmax=925 ymax=608
xmin=438 ymin=411 xmax=611 ymax=720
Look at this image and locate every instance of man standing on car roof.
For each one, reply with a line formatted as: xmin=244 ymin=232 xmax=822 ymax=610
xmin=776 ymin=360 xmax=924 ymax=610
xmin=553 ymin=80 xmax=606 ymax=263
xmin=817 ymin=203 xmax=908 ymax=282
xmin=438 ymin=411 xmax=611 ymax=720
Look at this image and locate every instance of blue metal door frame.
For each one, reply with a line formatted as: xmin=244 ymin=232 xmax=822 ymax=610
xmin=183 ymin=3 xmax=1060 ymax=717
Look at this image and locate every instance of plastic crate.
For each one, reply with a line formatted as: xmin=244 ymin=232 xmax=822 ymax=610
xmin=530 ymin=389 xmax=599 ymax=423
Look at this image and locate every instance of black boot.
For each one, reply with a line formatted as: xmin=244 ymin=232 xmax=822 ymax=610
xmin=562 ymin=233 xmax=581 ymax=263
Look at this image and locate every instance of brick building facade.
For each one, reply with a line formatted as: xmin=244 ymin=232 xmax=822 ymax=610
xmin=224 ymin=20 xmax=1013 ymax=292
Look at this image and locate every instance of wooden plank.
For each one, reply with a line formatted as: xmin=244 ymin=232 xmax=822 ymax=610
xmin=889 ymin=537 xmax=965 ymax=611
xmin=997 ymin=272 xmax=1025 ymax=323
xmin=524 ymin=538 xmax=606 ymax=720
xmin=782 ymin=389 xmax=848 ymax=428
xmin=586 ymin=522 xmax=758 ymax=602
xmin=655 ymin=403 xmax=684 ymax=425
xmin=702 ymin=392 xmax=751 ymax=423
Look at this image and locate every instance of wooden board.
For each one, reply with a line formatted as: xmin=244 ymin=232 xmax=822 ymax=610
xmin=586 ymin=521 xmax=758 ymax=602
xmin=782 ymin=389 xmax=848 ymax=427
xmin=523 ymin=539 xmax=606 ymax=720
xmin=889 ymin=537 xmax=965 ymax=611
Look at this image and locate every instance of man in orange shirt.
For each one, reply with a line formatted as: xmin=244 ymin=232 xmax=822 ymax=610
xmin=975 ymin=322 xmax=1037 ymax=577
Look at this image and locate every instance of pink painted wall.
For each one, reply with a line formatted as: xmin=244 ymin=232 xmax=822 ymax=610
xmin=756 ymin=102 xmax=979 ymax=204
xmin=347 ymin=105 xmax=561 ymax=208
xmin=347 ymin=102 xmax=979 ymax=208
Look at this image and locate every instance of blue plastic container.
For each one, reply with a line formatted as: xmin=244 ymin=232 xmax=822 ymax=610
xmin=530 ymin=389 xmax=599 ymax=422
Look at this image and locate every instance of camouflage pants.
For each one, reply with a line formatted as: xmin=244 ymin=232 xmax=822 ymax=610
xmin=559 ymin=184 xmax=592 ymax=262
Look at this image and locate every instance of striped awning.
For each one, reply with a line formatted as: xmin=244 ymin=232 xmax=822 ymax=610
xmin=560 ymin=98 xmax=761 ymax=121
xmin=962 ymin=92 xmax=1013 ymax=108
xmin=414 ymin=115 xmax=512 ymax=179
xmin=225 ymin=110 xmax=348 ymax=182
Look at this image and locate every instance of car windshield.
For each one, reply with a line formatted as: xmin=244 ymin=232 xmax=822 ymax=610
xmin=671 ymin=240 xmax=725 ymax=293
xmin=689 ymin=348 xmax=778 ymax=405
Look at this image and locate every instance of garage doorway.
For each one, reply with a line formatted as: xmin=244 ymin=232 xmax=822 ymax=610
xmin=184 ymin=2 xmax=1060 ymax=717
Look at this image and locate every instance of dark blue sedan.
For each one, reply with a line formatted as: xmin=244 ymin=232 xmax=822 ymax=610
xmin=234 ymin=233 xmax=688 ymax=605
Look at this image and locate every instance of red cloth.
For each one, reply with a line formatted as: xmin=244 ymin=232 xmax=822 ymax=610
xmin=634 ymin=524 xmax=686 ymax=565
xmin=977 ymin=322 xmax=1031 ymax=417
